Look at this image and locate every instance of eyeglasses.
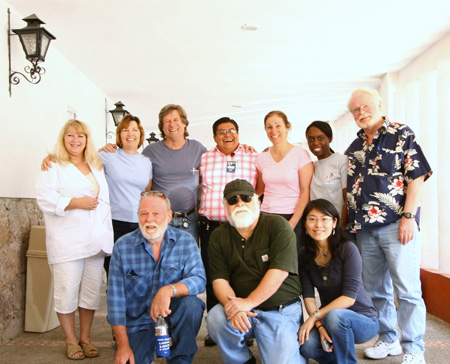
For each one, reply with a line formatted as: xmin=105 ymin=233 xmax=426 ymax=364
xmin=306 ymin=217 xmax=333 ymax=224
xmin=350 ymin=102 xmax=375 ymax=116
xmin=216 ymin=129 xmax=237 ymax=135
xmin=226 ymin=194 xmax=253 ymax=205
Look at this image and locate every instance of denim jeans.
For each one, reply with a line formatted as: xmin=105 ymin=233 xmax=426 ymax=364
xmin=300 ymin=309 xmax=379 ymax=364
xmin=206 ymin=301 xmax=305 ymax=364
xmin=356 ymin=221 xmax=426 ymax=354
xmin=170 ymin=211 xmax=199 ymax=244
xmin=119 ymin=296 xmax=205 ymax=364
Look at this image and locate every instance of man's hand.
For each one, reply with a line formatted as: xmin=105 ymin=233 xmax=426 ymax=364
xmin=224 ymin=296 xmax=254 ymax=320
xmin=230 ymin=311 xmax=257 ymax=333
xmin=150 ymin=286 xmax=172 ymax=322
xmin=399 ymin=217 xmax=415 ymax=245
xmin=41 ymin=155 xmax=55 ymax=171
xmin=99 ymin=143 xmax=118 ymax=153
xmin=114 ymin=344 xmax=135 ymax=364
xmin=241 ymin=144 xmax=257 ymax=153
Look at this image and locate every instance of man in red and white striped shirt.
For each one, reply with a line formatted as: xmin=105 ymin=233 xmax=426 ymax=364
xmin=198 ymin=117 xmax=258 ymax=346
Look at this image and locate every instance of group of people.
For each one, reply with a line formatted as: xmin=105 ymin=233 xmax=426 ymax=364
xmin=35 ymin=87 xmax=431 ymax=364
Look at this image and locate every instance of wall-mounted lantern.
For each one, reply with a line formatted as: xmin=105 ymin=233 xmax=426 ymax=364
xmin=109 ymin=101 xmax=129 ymax=126
xmin=8 ymin=9 xmax=56 ymax=96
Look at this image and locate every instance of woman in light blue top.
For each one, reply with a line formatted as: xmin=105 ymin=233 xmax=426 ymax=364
xmin=100 ymin=114 xmax=152 ymax=276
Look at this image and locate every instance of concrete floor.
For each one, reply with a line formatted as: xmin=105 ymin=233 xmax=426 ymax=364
xmin=1 ymin=287 xmax=449 ymax=364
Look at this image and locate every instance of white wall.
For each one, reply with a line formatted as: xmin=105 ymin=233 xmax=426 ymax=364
xmin=332 ymin=31 xmax=450 ymax=274
xmin=1 ymin=3 xmax=114 ymax=198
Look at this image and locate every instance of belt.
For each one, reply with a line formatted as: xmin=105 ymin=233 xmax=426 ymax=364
xmin=173 ymin=207 xmax=196 ymax=218
xmin=256 ymin=297 xmax=301 ymax=312
xmin=199 ymin=215 xmax=223 ymax=228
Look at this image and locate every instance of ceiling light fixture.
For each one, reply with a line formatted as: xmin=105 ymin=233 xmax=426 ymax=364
xmin=241 ymin=24 xmax=258 ymax=31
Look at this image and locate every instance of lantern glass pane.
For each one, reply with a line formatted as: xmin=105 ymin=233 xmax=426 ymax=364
xmin=40 ymin=33 xmax=51 ymax=58
xmin=20 ymin=33 xmax=38 ymax=57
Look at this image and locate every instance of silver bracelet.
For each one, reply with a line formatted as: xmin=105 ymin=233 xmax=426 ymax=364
xmin=168 ymin=284 xmax=177 ymax=297
xmin=313 ymin=310 xmax=321 ymax=320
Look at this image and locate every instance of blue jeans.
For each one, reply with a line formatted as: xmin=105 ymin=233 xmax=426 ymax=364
xmin=356 ymin=221 xmax=426 ymax=354
xmin=206 ymin=301 xmax=305 ymax=364
xmin=170 ymin=211 xmax=199 ymax=244
xmin=300 ymin=309 xmax=379 ymax=364
xmin=119 ymin=296 xmax=205 ymax=364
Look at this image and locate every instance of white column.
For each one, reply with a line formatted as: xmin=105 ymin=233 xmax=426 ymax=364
xmin=393 ymin=88 xmax=406 ymax=124
xmin=405 ymin=81 xmax=420 ymax=138
xmin=419 ymin=71 xmax=439 ymax=269
xmin=436 ymin=60 xmax=450 ymax=274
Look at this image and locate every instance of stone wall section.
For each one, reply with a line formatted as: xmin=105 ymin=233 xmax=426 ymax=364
xmin=0 ymin=198 xmax=44 ymax=343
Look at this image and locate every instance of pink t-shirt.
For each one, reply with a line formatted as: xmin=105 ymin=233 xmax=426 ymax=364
xmin=255 ymin=145 xmax=312 ymax=214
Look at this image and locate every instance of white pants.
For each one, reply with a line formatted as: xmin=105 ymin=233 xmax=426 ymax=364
xmin=49 ymin=252 xmax=105 ymax=313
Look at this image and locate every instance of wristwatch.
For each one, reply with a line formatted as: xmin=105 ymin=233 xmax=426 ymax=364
xmin=401 ymin=212 xmax=416 ymax=219
xmin=313 ymin=310 xmax=321 ymax=320
xmin=168 ymin=284 xmax=177 ymax=297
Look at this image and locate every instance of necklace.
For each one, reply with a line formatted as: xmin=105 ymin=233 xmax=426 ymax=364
xmin=319 ymin=249 xmax=328 ymax=258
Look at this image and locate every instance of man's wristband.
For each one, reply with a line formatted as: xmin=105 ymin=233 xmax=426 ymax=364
xmin=168 ymin=284 xmax=177 ymax=297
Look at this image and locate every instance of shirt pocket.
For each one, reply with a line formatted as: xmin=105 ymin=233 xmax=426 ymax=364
xmin=369 ymin=150 xmax=401 ymax=176
xmin=161 ymin=262 xmax=182 ymax=284
xmin=125 ymin=270 xmax=151 ymax=298
xmin=255 ymin=248 xmax=270 ymax=272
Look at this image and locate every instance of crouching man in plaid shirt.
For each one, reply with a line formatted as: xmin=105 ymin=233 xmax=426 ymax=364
xmin=107 ymin=191 xmax=206 ymax=364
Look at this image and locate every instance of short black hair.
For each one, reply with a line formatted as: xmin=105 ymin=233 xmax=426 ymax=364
xmin=212 ymin=117 xmax=239 ymax=135
xmin=305 ymin=120 xmax=333 ymax=141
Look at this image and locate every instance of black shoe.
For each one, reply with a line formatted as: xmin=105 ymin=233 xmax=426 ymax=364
xmin=245 ymin=338 xmax=254 ymax=347
xmin=204 ymin=334 xmax=216 ymax=346
xmin=244 ymin=355 xmax=256 ymax=364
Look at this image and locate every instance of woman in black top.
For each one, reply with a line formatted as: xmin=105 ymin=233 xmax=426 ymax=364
xmin=298 ymin=199 xmax=378 ymax=364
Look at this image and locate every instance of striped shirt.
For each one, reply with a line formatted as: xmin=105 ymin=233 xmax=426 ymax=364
xmin=198 ymin=144 xmax=258 ymax=222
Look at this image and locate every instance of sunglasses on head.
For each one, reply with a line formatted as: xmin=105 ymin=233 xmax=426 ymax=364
xmin=227 ymin=194 xmax=253 ymax=205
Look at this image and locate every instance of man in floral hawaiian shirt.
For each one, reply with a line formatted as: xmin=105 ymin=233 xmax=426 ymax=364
xmin=346 ymin=88 xmax=432 ymax=364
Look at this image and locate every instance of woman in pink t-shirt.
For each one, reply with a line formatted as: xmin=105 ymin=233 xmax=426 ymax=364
xmin=255 ymin=111 xmax=313 ymax=249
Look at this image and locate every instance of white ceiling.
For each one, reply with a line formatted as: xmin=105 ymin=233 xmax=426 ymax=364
xmin=7 ymin=0 xmax=450 ymax=150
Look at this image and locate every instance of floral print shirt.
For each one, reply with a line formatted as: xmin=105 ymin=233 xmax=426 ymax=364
xmin=346 ymin=118 xmax=432 ymax=232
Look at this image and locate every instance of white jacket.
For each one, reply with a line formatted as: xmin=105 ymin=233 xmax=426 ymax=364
xmin=36 ymin=162 xmax=114 ymax=264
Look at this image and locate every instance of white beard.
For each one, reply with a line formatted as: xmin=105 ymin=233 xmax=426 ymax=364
xmin=139 ymin=220 xmax=168 ymax=244
xmin=227 ymin=198 xmax=260 ymax=229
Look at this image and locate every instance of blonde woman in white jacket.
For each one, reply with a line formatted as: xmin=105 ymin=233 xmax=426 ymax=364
xmin=36 ymin=119 xmax=113 ymax=360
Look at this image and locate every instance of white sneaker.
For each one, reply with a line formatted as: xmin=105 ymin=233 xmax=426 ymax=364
xmin=401 ymin=353 xmax=426 ymax=364
xmin=364 ymin=339 xmax=403 ymax=359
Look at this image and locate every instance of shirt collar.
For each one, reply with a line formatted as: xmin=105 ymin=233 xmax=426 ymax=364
xmin=213 ymin=143 xmax=243 ymax=156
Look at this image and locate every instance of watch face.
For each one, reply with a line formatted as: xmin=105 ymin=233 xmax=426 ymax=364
xmin=403 ymin=213 xmax=414 ymax=218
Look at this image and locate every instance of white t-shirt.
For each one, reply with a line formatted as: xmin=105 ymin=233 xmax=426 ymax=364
xmin=310 ymin=152 xmax=348 ymax=216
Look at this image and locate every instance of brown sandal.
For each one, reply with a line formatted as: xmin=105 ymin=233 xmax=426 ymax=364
xmin=80 ymin=342 xmax=100 ymax=358
xmin=66 ymin=344 xmax=85 ymax=360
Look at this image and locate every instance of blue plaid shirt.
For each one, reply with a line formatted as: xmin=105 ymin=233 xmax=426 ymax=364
xmin=107 ymin=226 xmax=206 ymax=332
xmin=346 ymin=118 xmax=432 ymax=232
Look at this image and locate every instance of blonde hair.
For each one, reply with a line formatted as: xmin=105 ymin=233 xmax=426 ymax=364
xmin=54 ymin=119 xmax=103 ymax=170
xmin=347 ymin=88 xmax=383 ymax=111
